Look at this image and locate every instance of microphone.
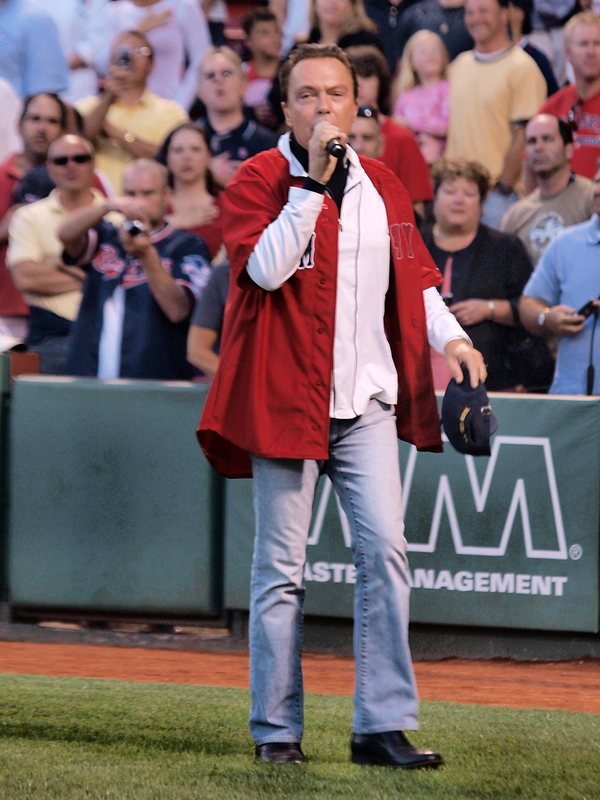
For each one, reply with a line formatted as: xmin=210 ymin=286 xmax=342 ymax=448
xmin=326 ymin=138 xmax=346 ymax=159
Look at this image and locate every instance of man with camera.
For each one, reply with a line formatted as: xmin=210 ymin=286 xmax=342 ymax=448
xmin=58 ymin=158 xmax=211 ymax=380
xmin=77 ymin=30 xmax=188 ymax=195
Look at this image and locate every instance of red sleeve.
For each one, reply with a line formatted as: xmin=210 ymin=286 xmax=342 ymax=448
xmin=538 ymin=87 xmax=573 ymax=118
xmin=380 ymin=119 xmax=433 ymax=202
xmin=221 ymin=152 xmax=290 ymax=290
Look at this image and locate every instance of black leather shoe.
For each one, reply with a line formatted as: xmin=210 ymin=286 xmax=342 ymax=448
xmin=351 ymin=731 xmax=443 ymax=769
xmin=255 ymin=742 xmax=307 ymax=763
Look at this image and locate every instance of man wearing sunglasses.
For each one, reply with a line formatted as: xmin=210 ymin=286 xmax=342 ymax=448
xmin=538 ymin=10 xmax=600 ymax=180
xmin=6 ymin=135 xmax=108 ymax=374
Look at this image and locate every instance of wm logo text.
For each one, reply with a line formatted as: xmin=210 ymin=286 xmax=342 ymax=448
xmin=308 ymin=436 xmax=570 ymax=561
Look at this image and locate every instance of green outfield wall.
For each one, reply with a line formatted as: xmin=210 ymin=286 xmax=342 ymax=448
xmin=4 ymin=373 xmax=600 ymax=635
xmin=224 ymin=395 xmax=600 ymax=633
xmin=0 ymin=357 xmax=10 ymax=601
xmin=8 ymin=376 xmax=221 ymax=615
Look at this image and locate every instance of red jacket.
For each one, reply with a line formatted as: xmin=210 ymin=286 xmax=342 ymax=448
xmin=198 ymin=147 xmax=443 ymax=478
xmin=380 ymin=118 xmax=433 ymax=203
xmin=0 ymin=154 xmax=28 ymax=316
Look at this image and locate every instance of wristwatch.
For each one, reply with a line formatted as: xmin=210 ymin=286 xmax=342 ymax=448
xmin=538 ymin=307 xmax=550 ymax=329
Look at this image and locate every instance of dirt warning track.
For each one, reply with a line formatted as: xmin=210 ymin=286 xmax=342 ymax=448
xmin=0 ymin=641 xmax=599 ymax=713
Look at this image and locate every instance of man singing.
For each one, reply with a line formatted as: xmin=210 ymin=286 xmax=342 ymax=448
xmin=198 ymin=44 xmax=485 ymax=767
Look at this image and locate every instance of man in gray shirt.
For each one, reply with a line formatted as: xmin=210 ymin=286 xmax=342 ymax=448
xmin=502 ymin=113 xmax=594 ymax=264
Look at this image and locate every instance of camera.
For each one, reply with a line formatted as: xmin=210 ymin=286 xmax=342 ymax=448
xmin=116 ymin=48 xmax=131 ymax=69
xmin=576 ymin=295 xmax=600 ymax=318
xmin=122 ymin=219 xmax=147 ymax=237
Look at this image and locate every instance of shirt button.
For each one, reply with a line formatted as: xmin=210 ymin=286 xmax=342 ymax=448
xmin=319 ymin=278 xmax=326 ymax=285
xmin=317 ymin=327 xmax=324 ymax=334
xmin=312 ymin=425 xmax=318 ymax=431
xmin=316 ymin=379 xmax=322 ymax=386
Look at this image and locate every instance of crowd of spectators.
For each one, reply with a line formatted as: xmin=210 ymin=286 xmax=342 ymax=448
xmin=0 ymin=0 xmax=599 ymax=396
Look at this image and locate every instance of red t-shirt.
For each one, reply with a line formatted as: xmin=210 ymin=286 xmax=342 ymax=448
xmin=0 ymin=154 xmax=28 ymax=317
xmin=379 ymin=117 xmax=434 ymax=203
xmin=540 ymin=85 xmax=600 ymax=179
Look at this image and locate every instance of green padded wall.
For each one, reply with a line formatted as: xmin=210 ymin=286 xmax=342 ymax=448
xmin=0 ymin=355 xmax=11 ymax=600
xmin=224 ymin=394 xmax=600 ymax=633
xmin=8 ymin=377 xmax=218 ymax=615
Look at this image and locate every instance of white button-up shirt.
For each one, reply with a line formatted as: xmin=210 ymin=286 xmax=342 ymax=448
xmin=247 ymin=134 xmax=468 ymax=419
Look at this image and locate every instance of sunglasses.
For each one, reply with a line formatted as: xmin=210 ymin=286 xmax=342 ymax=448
xmin=567 ymin=99 xmax=583 ymax=132
xmin=50 ymin=153 xmax=93 ymax=166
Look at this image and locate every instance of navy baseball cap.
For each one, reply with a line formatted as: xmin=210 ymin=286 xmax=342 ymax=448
xmin=441 ymin=370 xmax=498 ymax=456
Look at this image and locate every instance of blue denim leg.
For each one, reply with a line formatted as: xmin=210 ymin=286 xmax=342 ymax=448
xmin=249 ymin=455 xmax=320 ymax=745
xmin=325 ymin=399 xmax=419 ymax=734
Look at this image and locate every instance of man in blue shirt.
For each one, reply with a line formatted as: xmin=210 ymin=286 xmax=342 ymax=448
xmin=519 ymin=166 xmax=600 ymax=394
xmin=59 ymin=158 xmax=212 ymax=380
xmin=0 ymin=0 xmax=68 ymax=98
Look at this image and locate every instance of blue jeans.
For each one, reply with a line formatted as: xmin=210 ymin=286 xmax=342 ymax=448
xmin=249 ymin=399 xmax=418 ymax=745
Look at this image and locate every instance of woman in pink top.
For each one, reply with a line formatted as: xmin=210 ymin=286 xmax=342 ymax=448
xmin=393 ymin=30 xmax=450 ymax=164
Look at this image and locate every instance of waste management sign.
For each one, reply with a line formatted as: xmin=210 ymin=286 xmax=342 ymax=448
xmin=223 ymin=395 xmax=600 ymax=633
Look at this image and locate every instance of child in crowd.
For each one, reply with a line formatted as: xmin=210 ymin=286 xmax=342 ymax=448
xmin=393 ymin=30 xmax=450 ymax=165
xmin=241 ymin=8 xmax=282 ymax=129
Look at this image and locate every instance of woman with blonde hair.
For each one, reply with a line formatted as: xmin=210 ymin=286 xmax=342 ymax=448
xmin=393 ymin=30 xmax=450 ymax=164
xmin=306 ymin=0 xmax=383 ymax=52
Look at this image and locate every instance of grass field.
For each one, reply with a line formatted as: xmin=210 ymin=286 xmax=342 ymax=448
xmin=0 ymin=673 xmax=598 ymax=800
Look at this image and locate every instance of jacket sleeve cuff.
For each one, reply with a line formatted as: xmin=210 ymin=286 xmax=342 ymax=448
xmin=302 ymin=177 xmax=326 ymax=195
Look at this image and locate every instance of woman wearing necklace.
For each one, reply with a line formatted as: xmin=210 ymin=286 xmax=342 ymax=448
xmin=423 ymin=157 xmax=552 ymax=391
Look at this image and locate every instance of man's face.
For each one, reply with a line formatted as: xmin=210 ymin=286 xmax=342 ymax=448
xmin=593 ymin=168 xmax=600 ymax=217
xmin=197 ymin=53 xmax=245 ymax=115
xmin=247 ymin=20 xmax=282 ymax=59
xmin=348 ymin=116 xmax=383 ymax=159
xmin=110 ymin=34 xmax=153 ymax=90
xmin=122 ymin=165 xmax=168 ymax=227
xmin=565 ymin=24 xmax=600 ymax=83
xmin=464 ymin=0 xmax=507 ymax=48
xmin=282 ymin=57 xmax=358 ymax=150
xmin=47 ymin=136 xmax=95 ymax=193
xmin=19 ymin=95 xmax=63 ymax=161
xmin=525 ymin=115 xmax=571 ymax=178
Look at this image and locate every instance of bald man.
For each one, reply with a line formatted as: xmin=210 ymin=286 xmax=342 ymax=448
xmin=59 ymin=158 xmax=212 ymax=380
xmin=7 ymin=134 xmax=103 ymax=373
